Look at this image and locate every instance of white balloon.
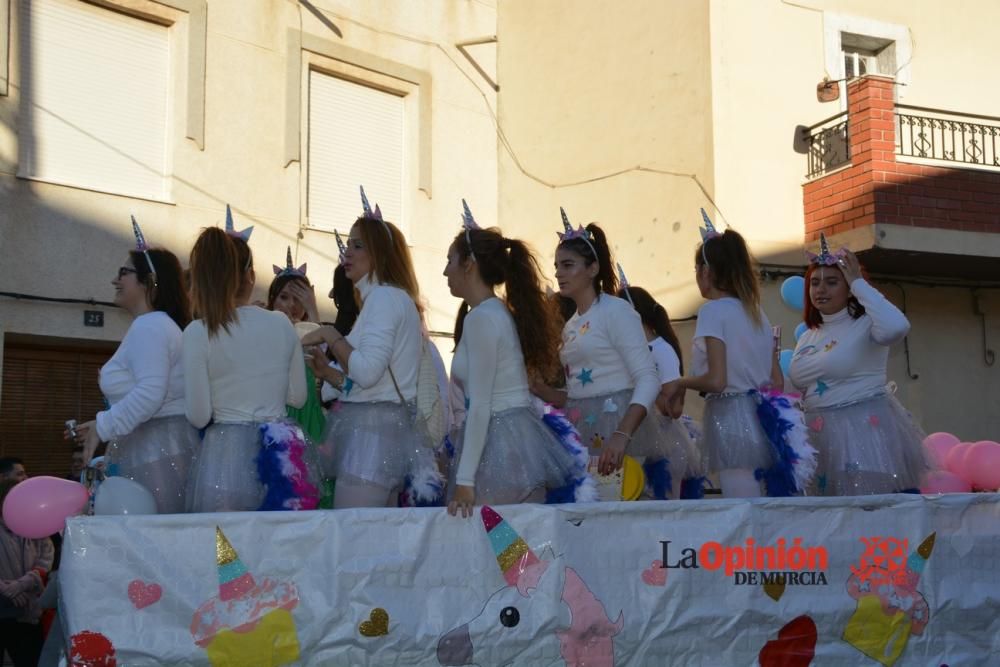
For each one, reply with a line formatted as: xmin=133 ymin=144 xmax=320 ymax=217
xmin=94 ymin=477 xmax=158 ymax=515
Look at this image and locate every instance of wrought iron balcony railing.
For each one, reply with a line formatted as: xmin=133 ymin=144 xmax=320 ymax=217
xmin=805 ymin=112 xmax=851 ymax=179
xmin=896 ymin=105 xmax=1000 ymax=169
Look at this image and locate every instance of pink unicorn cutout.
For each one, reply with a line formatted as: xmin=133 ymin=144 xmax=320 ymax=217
xmin=437 ymin=506 xmax=623 ymax=667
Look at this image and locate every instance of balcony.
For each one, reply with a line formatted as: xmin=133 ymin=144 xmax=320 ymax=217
xmin=802 ymin=75 xmax=1000 ymax=280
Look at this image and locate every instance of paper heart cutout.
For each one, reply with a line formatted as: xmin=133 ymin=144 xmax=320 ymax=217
xmin=808 ymin=416 xmax=824 ymax=432
xmin=758 ymin=615 xmax=817 ymax=667
xmin=641 ymin=560 xmax=667 ymax=586
xmin=359 ymin=607 xmax=389 ymax=637
xmin=127 ymin=579 xmax=162 ymax=609
xmin=763 ymin=576 xmax=786 ymax=601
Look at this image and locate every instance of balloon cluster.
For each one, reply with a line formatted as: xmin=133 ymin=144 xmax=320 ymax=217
xmin=920 ymin=433 xmax=1000 ymax=493
xmin=1 ymin=474 xmax=158 ymax=539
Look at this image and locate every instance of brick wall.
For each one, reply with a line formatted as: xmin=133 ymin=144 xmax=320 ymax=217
xmin=803 ymin=75 xmax=1000 ymax=242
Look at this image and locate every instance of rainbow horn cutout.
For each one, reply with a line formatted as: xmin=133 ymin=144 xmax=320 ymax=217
xmin=481 ymin=506 xmax=540 ymax=587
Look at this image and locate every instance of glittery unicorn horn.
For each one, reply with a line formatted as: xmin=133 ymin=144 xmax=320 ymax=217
xmin=224 ymin=205 xmax=254 ymax=241
xmin=617 ymin=262 xmax=634 ymax=306
xmin=130 ymin=215 xmax=157 ymax=285
xmin=699 ymin=208 xmax=721 ymax=242
xmin=556 ymin=207 xmax=598 ymax=257
xmin=272 ymin=246 xmax=307 ymax=278
xmin=481 ymin=505 xmax=543 ymax=587
xmin=215 ymin=526 xmax=256 ymax=600
xmin=806 ymin=232 xmax=846 ymax=266
xmin=334 ymin=230 xmax=348 ymax=265
xmin=461 ymin=198 xmax=481 ymax=262
xmin=902 ymin=532 xmax=935 ymax=591
xmin=359 ymin=185 xmax=392 ymax=241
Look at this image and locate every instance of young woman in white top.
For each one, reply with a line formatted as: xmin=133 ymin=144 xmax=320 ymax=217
xmin=789 ymin=239 xmax=931 ymax=495
xmin=71 ymin=219 xmax=198 ymax=513
xmin=617 ymin=284 xmax=703 ymax=498
xmin=183 ymin=227 xmax=309 ymax=512
xmin=663 ymin=226 xmax=786 ymax=498
xmin=301 ymin=196 xmax=440 ymax=509
xmin=443 ymin=206 xmax=591 ymax=517
xmin=534 ymin=212 xmax=667 ymax=483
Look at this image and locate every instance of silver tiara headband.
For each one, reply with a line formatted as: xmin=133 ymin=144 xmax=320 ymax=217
xmin=130 ymin=215 xmax=157 ymax=285
xmin=556 ymin=207 xmax=597 ymax=258
xmin=617 ymin=262 xmax=634 ymax=306
xmin=335 ymin=230 xmax=347 ymax=265
xmin=272 ymin=246 xmax=307 ymax=278
xmin=699 ymin=208 xmax=722 ymax=267
xmin=360 ymin=185 xmax=393 ymax=242
xmin=806 ymin=232 xmax=847 ymax=267
xmin=461 ymin=198 xmax=481 ymax=262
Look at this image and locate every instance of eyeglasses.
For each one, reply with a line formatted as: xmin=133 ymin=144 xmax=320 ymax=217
xmin=117 ymin=267 xmax=138 ymax=279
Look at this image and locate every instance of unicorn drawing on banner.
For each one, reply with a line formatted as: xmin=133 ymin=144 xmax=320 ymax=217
xmin=437 ymin=506 xmax=623 ymax=667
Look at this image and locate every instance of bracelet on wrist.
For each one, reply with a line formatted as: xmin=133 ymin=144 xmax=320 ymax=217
xmin=612 ymin=430 xmax=632 ymax=441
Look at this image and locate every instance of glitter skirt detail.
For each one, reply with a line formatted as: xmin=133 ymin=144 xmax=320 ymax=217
xmin=186 ymin=423 xmax=266 ymax=513
xmin=658 ymin=414 xmax=704 ymax=478
xmin=105 ymin=414 xmax=198 ymax=514
xmin=448 ymin=406 xmax=584 ymax=505
xmin=320 ymin=400 xmax=438 ymax=491
xmin=700 ymin=393 xmax=776 ymax=472
xmin=806 ymin=393 xmax=932 ymax=496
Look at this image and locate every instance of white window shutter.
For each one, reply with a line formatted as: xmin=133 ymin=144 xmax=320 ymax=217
xmin=18 ymin=0 xmax=170 ymax=201
xmin=307 ymin=71 xmax=406 ymax=234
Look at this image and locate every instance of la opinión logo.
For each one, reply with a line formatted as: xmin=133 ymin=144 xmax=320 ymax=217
xmin=659 ymin=538 xmax=829 ymax=586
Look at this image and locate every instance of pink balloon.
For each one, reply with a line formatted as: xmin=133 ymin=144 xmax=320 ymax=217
xmin=961 ymin=441 xmax=1000 ymax=491
xmin=920 ymin=470 xmax=972 ymax=494
xmin=1 ymin=476 xmax=89 ymax=539
xmin=922 ymin=432 xmax=961 ymax=467
xmin=945 ymin=443 xmax=973 ymax=477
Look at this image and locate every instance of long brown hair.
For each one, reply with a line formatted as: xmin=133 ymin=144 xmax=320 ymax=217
xmin=129 ymin=248 xmax=191 ymax=329
xmin=802 ymin=262 xmax=868 ymax=329
xmin=189 ymin=228 xmax=242 ymax=337
xmin=352 ymin=217 xmax=422 ymax=313
xmin=694 ymin=229 xmax=762 ymax=326
xmin=557 ymin=223 xmax=618 ymax=296
xmin=618 ymin=285 xmax=683 ymax=375
xmin=453 ymin=228 xmax=563 ymax=385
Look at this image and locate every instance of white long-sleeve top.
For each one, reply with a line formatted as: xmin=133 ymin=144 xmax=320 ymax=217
xmin=649 ymin=336 xmax=682 ymax=385
xmin=451 ymin=298 xmax=533 ymax=486
xmin=182 ymin=306 xmax=306 ymax=428
xmin=691 ymin=297 xmax=774 ymax=393
xmin=560 ymin=294 xmax=659 ymax=409
xmin=96 ymin=311 xmax=185 ymax=441
xmin=789 ymin=278 xmax=910 ymax=410
xmin=340 ymin=273 xmax=422 ymax=403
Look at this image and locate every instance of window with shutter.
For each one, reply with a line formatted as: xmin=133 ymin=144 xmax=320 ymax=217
xmin=0 ymin=344 xmax=114 ymax=478
xmin=17 ymin=0 xmax=171 ymax=201
xmin=306 ymin=70 xmax=406 ymax=235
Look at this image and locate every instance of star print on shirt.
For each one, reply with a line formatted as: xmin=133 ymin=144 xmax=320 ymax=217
xmin=815 ymin=380 xmax=829 ymax=396
xmin=584 ymin=413 xmax=598 ymax=427
xmin=823 ymin=340 xmax=838 ymax=352
xmin=579 ymin=321 xmax=591 ymax=335
xmin=576 ymin=368 xmax=594 ymax=386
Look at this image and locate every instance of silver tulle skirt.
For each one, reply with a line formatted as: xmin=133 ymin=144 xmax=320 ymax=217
xmin=186 ymin=423 xmax=264 ymax=512
xmin=105 ymin=414 xmax=198 ymax=514
xmin=658 ymin=414 xmax=704 ymax=478
xmin=448 ymin=406 xmax=582 ymax=505
xmin=700 ymin=393 xmax=776 ymax=472
xmin=806 ymin=393 xmax=932 ymax=496
xmin=319 ymin=400 xmax=438 ymax=491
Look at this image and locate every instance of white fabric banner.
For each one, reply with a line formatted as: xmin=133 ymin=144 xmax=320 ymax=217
xmin=60 ymin=494 xmax=999 ymax=665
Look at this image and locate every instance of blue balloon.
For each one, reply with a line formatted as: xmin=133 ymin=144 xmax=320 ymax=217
xmin=779 ymin=349 xmax=794 ymax=377
xmin=794 ymin=322 xmax=808 ymax=341
xmin=780 ymin=276 xmax=805 ymax=311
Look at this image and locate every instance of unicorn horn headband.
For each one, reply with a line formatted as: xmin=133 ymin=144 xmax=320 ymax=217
xmin=556 ymin=206 xmax=598 ymax=258
xmin=335 ymin=230 xmax=347 ymax=265
xmin=617 ymin=262 xmax=634 ymax=306
xmin=699 ymin=208 xmax=721 ymax=242
xmin=360 ymin=185 xmax=393 ymax=242
xmin=130 ymin=215 xmax=157 ymax=285
xmin=224 ymin=205 xmax=254 ymax=241
xmin=481 ymin=506 xmax=542 ymax=588
xmin=806 ymin=232 xmax=847 ymax=267
xmin=272 ymin=246 xmax=307 ymax=278
xmin=461 ymin=198 xmax=482 ymax=262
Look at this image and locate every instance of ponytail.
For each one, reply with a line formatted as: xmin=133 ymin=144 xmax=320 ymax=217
xmin=189 ymin=227 xmax=241 ymax=337
xmin=695 ymin=229 xmax=762 ymax=326
xmin=452 ymin=228 xmax=562 ymax=383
